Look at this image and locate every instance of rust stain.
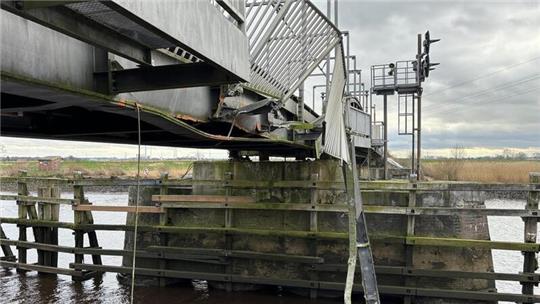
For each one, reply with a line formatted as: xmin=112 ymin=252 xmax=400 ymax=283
xmin=212 ymin=134 xmax=233 ymax=141
xmin=175 ymin=113 xmax=204 ymax=123
xmin=117 ymin=99 xmax=127 ymax=108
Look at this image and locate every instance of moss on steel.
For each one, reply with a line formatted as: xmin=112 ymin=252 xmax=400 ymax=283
xmin=288 ymin=121 xmax=315 ymax=130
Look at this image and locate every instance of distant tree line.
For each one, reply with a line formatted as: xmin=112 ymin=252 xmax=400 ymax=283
xmin=423 ymin=149 xmax=539 ymax=160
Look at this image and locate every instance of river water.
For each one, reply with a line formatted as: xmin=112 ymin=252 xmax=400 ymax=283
xmin=0 ymin=193 xmax=538 ymax=303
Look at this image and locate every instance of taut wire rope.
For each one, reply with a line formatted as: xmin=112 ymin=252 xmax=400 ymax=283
xmin=130 ymin=104 xmax=142 ymax=304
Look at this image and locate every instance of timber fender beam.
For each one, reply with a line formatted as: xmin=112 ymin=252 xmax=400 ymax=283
xmin=68 ymin=263 xmax=540 ymax=303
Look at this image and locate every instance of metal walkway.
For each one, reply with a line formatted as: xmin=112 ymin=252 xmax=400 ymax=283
xmin=0 ymin=0 xmax=358 ymax=157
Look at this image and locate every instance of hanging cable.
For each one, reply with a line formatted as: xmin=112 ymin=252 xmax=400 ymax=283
xmin=180 ymin=162 xmax=194 ymax=179
xmin=130 ymin=104 xmax=142 ymax=304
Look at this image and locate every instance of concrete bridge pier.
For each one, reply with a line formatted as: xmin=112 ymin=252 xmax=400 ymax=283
xmin=120 ymin=160 xmax=496 ymax=303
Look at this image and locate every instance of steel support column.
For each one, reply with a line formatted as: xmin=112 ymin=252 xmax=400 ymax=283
xmin=383 ymin=94 xmax=388 ymax=180
xmin=416 ymin=34 xmax=422 ymax=180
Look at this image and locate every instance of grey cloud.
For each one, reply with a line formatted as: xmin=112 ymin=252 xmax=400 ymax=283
xmin=316 ymin=0 xmax=539 ymax=152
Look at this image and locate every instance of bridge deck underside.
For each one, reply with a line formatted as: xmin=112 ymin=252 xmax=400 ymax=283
xmin=0 ymin=74 xmax=312 ymax=156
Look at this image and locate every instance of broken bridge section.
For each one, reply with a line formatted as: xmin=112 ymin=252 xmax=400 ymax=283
xmin=1 ymin=0 xmax=347 ymax=156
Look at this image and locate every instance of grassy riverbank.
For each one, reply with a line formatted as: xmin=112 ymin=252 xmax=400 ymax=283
xmin=0 ymin=159 xmax=192 ymax=179
xmin=422 ymin=159 xmax=540 ymax=183
xmin=1 ymin=158 xmax=538 ymax=183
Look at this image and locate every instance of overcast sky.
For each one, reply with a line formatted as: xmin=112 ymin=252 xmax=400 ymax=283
xmin=329 ymin=0 xmax=540 ymax=156
xmin=1 ymin=0 xmax=539 ymax=158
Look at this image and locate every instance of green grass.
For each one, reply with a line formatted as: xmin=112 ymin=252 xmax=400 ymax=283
xmin=0 ymin=159 xmax=193 ymax=179
xmin=421 ymin=159 xmax=540 ymax=183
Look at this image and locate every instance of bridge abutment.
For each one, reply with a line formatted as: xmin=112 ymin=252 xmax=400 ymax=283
xmin=120 ymin=160 xmax=495 ymax=303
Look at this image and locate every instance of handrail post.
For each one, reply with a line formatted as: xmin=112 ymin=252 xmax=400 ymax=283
xmin=522 ymin=172 xmax=539 ymax=299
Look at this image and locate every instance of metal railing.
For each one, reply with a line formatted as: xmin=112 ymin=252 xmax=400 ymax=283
xmin=371 ymin=64 xmax=396 ymax=92
xmin=245 ymin=0 xmax=342 ymax=100
xmin=348 ymin=102 xmax=371 ymax=148
xmin=395 ymin=60 xmax=419 ymax=92
xmin=371 ymin=121 xmax=385 ymax=146
xmin=371 ymin=61 xmax=420 ymax=94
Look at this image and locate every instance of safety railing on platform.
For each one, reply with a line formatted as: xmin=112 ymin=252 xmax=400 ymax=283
xmin=0 ymin=172 xmax=539 ymax=302
xmin=348 ymin=102 xmax=371 ymax=148
xmin=371 ymin=121 xmax=385 ymax=147
xmin=394 ymin=60 xmax=419 ymax=90
xmin=371 ymin=64 xmax=396 ymax=94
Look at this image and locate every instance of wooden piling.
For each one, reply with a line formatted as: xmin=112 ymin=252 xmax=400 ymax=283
xmin=34 ymin=186 xmax=60 ymax=268
xmin=16 ymin=171 xmax=28 ymax=271
xmin=37 ymin=187 xmax=50 ymax=266
xmin=522 ymin=172 xmax=539 ymax=300
xmin=0 ymin=225 xmax=16 ymax=263
xmin=158 ymin=172 xmax=169 ymax=287
xmin=50 ymin=187 xmax=60 ymax=267
xmin=72 ymin=173 xmax=85 ymax=279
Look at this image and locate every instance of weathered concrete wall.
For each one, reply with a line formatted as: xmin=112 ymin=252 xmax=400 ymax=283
xmin=190 ymin=160 xmax=349 ymax=291
xmin=414 ymin=191 xmax=495 ymax=296
xmin=122 ymin=160 xmax=496 ymax=303
xmin=121 ymin=186 xmax=191 ymax=286
xmin=363 ymin=188 xmax=495 ymax=304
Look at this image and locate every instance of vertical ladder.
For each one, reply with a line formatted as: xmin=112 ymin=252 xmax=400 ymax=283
xmin=398 ymin=93 xmax=415 ymax=136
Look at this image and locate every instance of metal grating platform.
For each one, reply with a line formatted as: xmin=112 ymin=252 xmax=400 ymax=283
xmin=65 ymin=1 xmax=175 ymax=49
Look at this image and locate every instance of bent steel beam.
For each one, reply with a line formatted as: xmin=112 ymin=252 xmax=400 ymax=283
xmin=0 ymin=72 xmax=312 ymax=156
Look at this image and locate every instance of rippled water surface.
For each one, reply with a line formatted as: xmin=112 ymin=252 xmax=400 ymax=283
xmin=485 ymin=199 xmax=540 ymax=303
xmin=1 ymin=193 xmax=538 ymax=303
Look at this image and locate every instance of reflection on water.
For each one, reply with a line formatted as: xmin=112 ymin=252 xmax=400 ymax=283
xmin=486 ymin=199 xmax=540 ymax=303
xmin=1 ymin=194 xmax=537 ymax=303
